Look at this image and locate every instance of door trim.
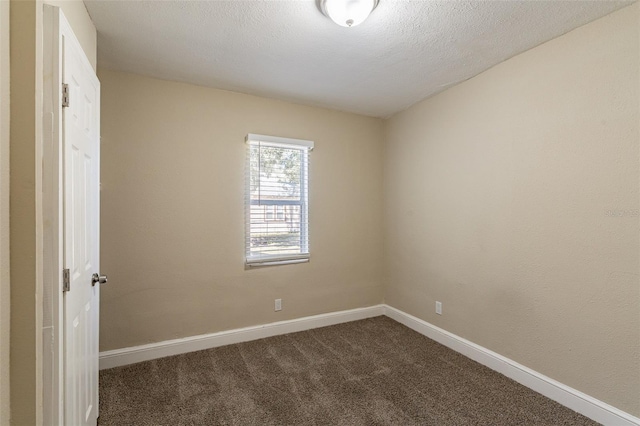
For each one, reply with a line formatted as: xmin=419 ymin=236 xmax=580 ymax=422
xmin=42 ymin=5 xmax=63 ymax=425
xmin=0 ymin=1 xmax=10 ymax=424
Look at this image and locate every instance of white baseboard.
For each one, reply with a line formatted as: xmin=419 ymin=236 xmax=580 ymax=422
xmin=383 ymin=305 xmax=640 ymax=426
xmin=99 ymin=304 xmax=385 ymax=370
xmin=99 ymin=303 xmax=638 ymax=426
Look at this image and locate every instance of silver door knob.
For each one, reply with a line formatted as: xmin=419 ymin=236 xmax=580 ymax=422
xmin=91 ymin=273 xmax=107 ymax=286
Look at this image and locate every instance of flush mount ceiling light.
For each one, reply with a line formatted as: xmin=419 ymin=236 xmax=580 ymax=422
xmin=319 ymin=0 xmax=379 ymax=27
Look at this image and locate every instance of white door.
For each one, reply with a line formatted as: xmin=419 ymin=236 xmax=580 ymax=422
xmin=63 ymin=22 xmax=102 ymax=426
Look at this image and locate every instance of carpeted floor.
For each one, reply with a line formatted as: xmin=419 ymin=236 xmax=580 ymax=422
xmin=99 ymin=316 xmax=599 ymax=425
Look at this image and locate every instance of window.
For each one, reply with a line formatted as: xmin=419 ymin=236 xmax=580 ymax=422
xmin=245 ymin=134 xmax=313 ymax=266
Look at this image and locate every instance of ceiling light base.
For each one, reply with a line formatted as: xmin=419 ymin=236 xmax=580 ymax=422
xmin=318 ymin=0 xmax=379 ymax=28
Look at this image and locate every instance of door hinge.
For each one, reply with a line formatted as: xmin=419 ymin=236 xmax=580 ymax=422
xmin=62 ymin=83 xmax=70 ymax=108
xmin=63 ymin=268 xmax=70 ymax=292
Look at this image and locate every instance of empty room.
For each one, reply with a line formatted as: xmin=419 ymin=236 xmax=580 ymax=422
xmin=2 ymin=0 xmax=639 ymax=425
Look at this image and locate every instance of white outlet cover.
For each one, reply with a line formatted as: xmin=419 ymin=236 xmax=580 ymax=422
xmin=275 ymin=299 xmax=282 ymax=311
xmin=436 ymin=301 xmax=442 ymax=315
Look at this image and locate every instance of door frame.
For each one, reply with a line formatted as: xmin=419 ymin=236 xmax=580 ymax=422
xmin=41 ymin=6 xmax=99 ymax=425
xmin=0 ymin=1 xmax=10 ymax=424
xmin=42 ymin=5 xmax=64 ymax=424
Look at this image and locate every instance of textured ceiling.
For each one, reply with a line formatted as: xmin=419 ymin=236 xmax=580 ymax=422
xmin=84 ymin=0 xmax=632 ymax=118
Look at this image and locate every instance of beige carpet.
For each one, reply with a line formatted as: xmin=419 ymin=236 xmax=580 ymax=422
xmin=99 ymin=316 xmax=598 ymax=425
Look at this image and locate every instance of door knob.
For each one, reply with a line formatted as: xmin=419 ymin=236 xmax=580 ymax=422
xmin=91 ymin=273 xmax=107 ymax=286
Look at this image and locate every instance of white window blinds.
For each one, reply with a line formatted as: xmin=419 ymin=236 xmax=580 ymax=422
xmin=245 ymin=134 xmax=313 ymax=266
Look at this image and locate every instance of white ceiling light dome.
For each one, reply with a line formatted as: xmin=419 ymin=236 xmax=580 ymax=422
xmin=320 ymin=0 xmax=379 ymax=27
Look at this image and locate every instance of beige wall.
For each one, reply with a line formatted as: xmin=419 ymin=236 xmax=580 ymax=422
xmin=1 ymin=0 xmax=10 ymax=424
xmin=98 ymin=69 xmax=385 ymax=351
xmin=9 ymin=0 xmax=96 ymax=424
xmin=10 ymin=2 xmax=42 ymax=423
xmin=384 ymin=3 xmax=639 ymax=417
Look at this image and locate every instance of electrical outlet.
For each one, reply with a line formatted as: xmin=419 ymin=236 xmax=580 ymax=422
xmin=275 ymin=298 xmax=282 ymax=312
xmin=435 ymin=301 xmax=442 ymax=315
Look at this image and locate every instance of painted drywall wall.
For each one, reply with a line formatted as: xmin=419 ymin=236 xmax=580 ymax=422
xmin=0 ymin=1 xmax=10 ymax=424
xmin=10 ymin=2 xmax=43 ymax=423
xmin=9 ymin=0 xmax=97 ymax=424
xmin=384 ymin=3 xmax=639 ymax=416
xmin=98 ymin=69 xmax=385 ymax=351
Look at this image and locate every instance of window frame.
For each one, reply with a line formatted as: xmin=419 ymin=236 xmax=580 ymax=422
xmin=245 ymin=134 xmax=313 ymax=267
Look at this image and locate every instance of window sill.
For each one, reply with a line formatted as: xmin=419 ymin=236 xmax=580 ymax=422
xmin=246 ymin=256 xmax=309 ymax=267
